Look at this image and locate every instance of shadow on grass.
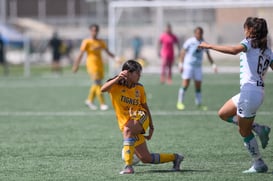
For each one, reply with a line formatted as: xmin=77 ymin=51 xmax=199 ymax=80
xmin=138 ymin=169 xmax=211 ymax=174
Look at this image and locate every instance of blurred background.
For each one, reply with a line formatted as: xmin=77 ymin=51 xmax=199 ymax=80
xmin=0 ymin=0 xmax=273 ymax=76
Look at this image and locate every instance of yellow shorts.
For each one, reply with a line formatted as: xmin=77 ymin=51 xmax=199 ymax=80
xmin=119 ymin=110 xmax=149 ymax=147
xmin=87 ymin=68 xmax=104 ymax=80
xmin=134 ymin=134 xmax=146 ymax=147
xmin=133 ymin=110 xmax=149 ymax=147
xmin=130 ymin=110 xmax=149 ymax=132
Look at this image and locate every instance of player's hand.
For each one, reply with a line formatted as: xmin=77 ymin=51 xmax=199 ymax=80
xmin=114 ymin=56 xmax=120 ymax=62
xmin=144 ymin=128 xmax=154 ymax=140
xmin=114 ymin=56 xmax=123 ymax=65
xmin=179 ymin=66 xmax=183 ymax=73
xmin=72 ymin=64 xmax=79 ymax=73
xmin=198 ymin=42 xmax=210 ymax=49
xmin=117 ymin=70 xmax=128 ymax=80
xmin=178 ymin=62 xmax=183 ymax=73
xmin=213 ymin=66 xmax=218 ymax=74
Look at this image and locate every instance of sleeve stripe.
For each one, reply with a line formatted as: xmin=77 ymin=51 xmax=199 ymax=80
xmin=241 ymin=43 xmax=248 ymax=52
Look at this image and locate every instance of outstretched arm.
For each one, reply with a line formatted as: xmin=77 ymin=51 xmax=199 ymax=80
xmin=142 ymin=103 xmax=154 ymax=140
xmin=199 ymin=42 xmax=245 ymax=55
xmin=101 ymin=70 xmax=128 ymax=92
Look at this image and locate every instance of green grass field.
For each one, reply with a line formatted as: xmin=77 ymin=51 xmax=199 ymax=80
xmin=0 ymin=68 xmax=273 ymax=181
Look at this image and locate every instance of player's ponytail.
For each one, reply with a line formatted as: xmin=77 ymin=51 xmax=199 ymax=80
xmin=244 ymin=17 xmax=268 ymax=53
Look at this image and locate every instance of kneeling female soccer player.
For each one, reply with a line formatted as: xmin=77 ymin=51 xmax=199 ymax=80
xmin=101 ymin=60 xmax=184 ymax=174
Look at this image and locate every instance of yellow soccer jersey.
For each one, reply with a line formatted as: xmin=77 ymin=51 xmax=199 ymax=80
xmin=109 ymin=83 xmax=147 ymax=131
xmin=80 ymin=39 xmax=106 ymax=74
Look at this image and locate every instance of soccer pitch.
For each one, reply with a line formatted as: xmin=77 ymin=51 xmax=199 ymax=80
xmin=0 ymin=71 xmax=273 ymax=180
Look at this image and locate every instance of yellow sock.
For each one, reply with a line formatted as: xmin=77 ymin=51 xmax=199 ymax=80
xmin=123 ymin=138 xmax=135 ymax=166
xmin=87 ymin=85 xmax=96 ymax=102
xmin=160 ymin=153 xmax=175 ymax=163
xmin=95 ymin=85 xmax=105 ymax=105
xmin=151 ymin=153 xmax=175 ymax=164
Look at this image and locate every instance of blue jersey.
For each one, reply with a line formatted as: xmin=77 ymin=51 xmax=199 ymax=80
xmin=183 ymin=37 xmax=208 ymax=67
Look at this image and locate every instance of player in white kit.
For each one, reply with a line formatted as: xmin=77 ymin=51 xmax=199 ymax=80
xmin=199 ymin=17 xmax=272 ymax=173
xmin=177 ymin=27 xmax=217 ymax=110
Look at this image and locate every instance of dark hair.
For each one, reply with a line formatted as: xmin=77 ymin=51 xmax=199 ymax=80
xmin=244 ymin=17 xmax=268 ymax=52
xmin=89 ymin=24 xmax=99 ymax=32
xmin=107 ymin=60 xmax=142 ymax=85
xmin=122 ymin=60 xmax=142 ymax=73
xmin=194 ymin=27 xmax=203 ymax=34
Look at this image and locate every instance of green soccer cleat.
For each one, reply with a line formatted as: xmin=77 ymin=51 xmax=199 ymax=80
xmin=256 ymin=125 xmax=271 ymax=149
xmin=177 ymin=103 xmax=185 ymax=110
xmin=197 ymin=105 xmax=208 ymax=111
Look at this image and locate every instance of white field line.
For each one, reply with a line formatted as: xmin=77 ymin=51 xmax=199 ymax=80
xmin=0 ymin=80 xmax=240 ymax=88
xmin=0 ymin=111 xmax=272 ymax=116
xmin=0 ymin=82 xmax=91 ymax=88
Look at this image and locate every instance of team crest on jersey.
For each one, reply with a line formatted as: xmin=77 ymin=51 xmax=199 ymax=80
xmin=135 ymin=90 xmax=140 ymax=97
xmin=121 ymin=89 xmax=126 ymax=93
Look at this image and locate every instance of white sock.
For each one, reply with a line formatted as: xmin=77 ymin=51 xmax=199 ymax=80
xmin=178 ymin=87 xmax=186 ymax=103
xmin=243 ymin=133 xmax=261 ymax=161
xmin=195 ymin=91 xmax=202 ymax=105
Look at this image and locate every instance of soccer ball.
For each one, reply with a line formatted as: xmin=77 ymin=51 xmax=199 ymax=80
xmin=121 ymin=148 xmax=140 ymax=165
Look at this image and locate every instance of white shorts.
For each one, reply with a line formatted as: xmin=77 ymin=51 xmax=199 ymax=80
xmin=182 ymin=66 xmax=202 ymax=81
xmin=232 ymin=90 xmax=264 ymax=118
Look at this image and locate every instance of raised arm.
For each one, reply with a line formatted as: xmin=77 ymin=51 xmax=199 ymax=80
xmin=199 ymin=42 xmax=245 ymax=55
xmin=101 ymin=70 xmax=128 ymax=92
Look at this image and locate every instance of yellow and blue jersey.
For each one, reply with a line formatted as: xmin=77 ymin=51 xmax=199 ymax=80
xmin=108 ymin=82 xmax=147 ymax=131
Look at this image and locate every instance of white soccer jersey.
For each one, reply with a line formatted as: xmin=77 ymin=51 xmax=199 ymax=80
xmin=240 ymin=39 xmax=273 ymax=90
xmin=183 ymin=37 xmax=208 ymax=67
